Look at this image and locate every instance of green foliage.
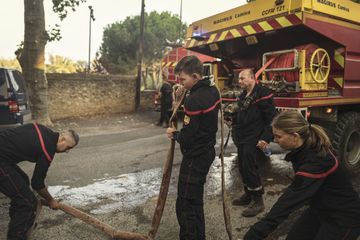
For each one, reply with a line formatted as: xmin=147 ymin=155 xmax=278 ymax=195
xmin=52 ymin=0 xmax=87 ymax=20
xmin=47 ymin=24 xmax=62 ymax=42
xmin=0 ymin=58 xmax=21 ymax=70
xmin=99 ymin=11 xmax=187 ymax=74
xmin=352 ymin=0 xmax=360 ymax=3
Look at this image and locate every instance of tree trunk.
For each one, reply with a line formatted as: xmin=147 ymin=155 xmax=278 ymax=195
xmin=19 ymin=0 xmax=51 ymax=125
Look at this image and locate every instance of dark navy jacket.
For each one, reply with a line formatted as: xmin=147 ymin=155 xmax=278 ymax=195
xmin=0 ymin=123 xmax=59 ymax=190
xmin=245 ymin=145 xmax=360 ymax=239
xmin=232 ymin=84 xmax=276 ymax=145
xmin=174 ymin=78 xmax=220 ymax=158
xmin=160 ymin=81 xmax=173 ymax=107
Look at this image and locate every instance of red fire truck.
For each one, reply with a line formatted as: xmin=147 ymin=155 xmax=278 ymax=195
xmin=161 ymin=47 xmax=231 ymax=89
xmin=155 ymin=47 xmax=233 ymax=109
xmin=184 ymin=0 xmax=360 ymax=175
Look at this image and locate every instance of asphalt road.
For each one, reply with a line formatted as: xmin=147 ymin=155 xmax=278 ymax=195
xmin=0 ymin=111 xmax=359 ymax=240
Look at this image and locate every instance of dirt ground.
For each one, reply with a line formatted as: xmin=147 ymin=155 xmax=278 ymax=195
xmin=0 ymin=111 xmax=359 ymax=240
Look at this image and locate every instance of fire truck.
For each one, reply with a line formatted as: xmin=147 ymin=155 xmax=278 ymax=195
xmin=160 ymin=47 xmax=231 ymax=90
xmin=184 ymin=0 xmax=360 ymax=175
xmin=155 ymin=47 xmax=232 ymax=109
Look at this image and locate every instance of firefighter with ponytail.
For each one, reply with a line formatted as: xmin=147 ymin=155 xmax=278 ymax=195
xmin=244 ymin=110 xmax=360 ymax=240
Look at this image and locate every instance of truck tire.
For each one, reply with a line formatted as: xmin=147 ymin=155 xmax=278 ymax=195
xmin=332 ymin=112 xmax=360 ymax=176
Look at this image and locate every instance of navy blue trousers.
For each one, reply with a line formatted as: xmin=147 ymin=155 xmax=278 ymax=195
xmin=0 ymin=165 xmax=37 ymax=240
xmin=287 ymin=207 xmax=360 ymax=240
xmin=176 ymin=148 xmax=215 ymax=240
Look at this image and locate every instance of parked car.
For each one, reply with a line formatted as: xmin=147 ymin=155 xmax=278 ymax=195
xmin=0 ymin=68 xmax=31 ymax=128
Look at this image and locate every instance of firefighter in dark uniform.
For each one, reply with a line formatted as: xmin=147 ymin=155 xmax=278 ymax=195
xmin=230 ymin=69 xmax=276 ymax=217
xmin=156 ymin=71 xmax=173 ymax=128
xmin=166 ymin=55 xmax=220 ymax=240
xmin=0 ymin=123 xmax=79 ymax=240
xmin=245 ymin=110 xmax=360 ymax=240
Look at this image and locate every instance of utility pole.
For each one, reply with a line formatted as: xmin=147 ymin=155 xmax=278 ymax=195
xmin=88 ymin=6 xmax=95 ymax=74
xmin=179 ymin=0 xmax=183 ymax=41
xmin=136 ymin=0 xmax=145 ymax=111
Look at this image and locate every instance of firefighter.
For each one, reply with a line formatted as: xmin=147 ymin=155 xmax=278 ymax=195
xmin=229 ymin=69 xmax=276 ymax=217
xmin=244 ymin=110 xmax=360 ymax=240
xmin=166 ymin=55 xmax=220 ymax=240
xmin=156 ymin=70 xmax=173 ymax=128
xmin=0 ymin=123 xmax=79 ymax=240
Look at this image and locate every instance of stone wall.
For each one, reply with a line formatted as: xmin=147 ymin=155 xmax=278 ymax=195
xmin=47 ymin=73 xmax=156 ymax=120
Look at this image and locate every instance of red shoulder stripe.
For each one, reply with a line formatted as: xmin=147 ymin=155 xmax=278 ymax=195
xmin=184 ymin=99 xmax=221 ymax=116
xmin=295 ymin=156 xmax=339 ymax=179
xmin=253 ymin=93 xmax=273 ymax=104
xmin=33 ymin=123 xmax=52 ymax=162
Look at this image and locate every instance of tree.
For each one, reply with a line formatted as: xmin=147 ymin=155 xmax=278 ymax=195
xmin=17 ymin=0 xmax=85 ymax=125
xmin=99 ymin=11 xmax=187 ymax=74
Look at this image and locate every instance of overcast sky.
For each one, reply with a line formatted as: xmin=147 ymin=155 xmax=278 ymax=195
xmin=0 ymin=0 xmax=246 ymax=61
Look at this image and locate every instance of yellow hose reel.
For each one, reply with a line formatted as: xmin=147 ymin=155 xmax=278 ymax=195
xmin=310 ymin=48 xmax=331 ymax=83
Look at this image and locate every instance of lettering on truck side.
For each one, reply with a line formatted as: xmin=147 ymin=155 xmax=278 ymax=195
xmin=317 ymin=0 xmax=350 ymax=12
xmin=262 ymin=5 xmax=285 ymax=16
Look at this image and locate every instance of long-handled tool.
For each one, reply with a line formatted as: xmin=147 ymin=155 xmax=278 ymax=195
xmin=148 ymin=90 xmax=186 ymax=239
xmin=40 ymin=200 xmax=149 ymax=240
xmin=219 ymin=94 xmax=233 ymax=240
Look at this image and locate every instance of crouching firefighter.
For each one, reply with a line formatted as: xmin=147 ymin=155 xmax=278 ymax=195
xmin=230 ymin=69 xmax=276 ymax=217
xmin=0 ymin=123 xmax=79 ymax=240
xmin=166 ymin=55 xmax=220 ymax=240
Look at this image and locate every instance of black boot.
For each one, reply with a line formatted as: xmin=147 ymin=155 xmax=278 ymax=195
xmin=232 ymin=193 xmax=251 ymax=206
xmin=242 ymin=195 xmax=264 ymax=217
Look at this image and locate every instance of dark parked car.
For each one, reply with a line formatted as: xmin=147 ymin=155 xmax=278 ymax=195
xmin=0 ymin=68 xmax=31 ymax=127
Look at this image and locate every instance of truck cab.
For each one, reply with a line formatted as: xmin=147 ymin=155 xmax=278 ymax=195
xmin=0 ymin=68 xmax=31 ymax=127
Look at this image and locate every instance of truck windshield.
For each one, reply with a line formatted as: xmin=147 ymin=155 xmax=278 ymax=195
xmin=8 ymin=70 xmax=25 ymax=93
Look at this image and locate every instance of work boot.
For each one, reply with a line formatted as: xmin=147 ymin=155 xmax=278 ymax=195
xmin=242 ymin=195 xmax=264 ymax=217
xmin=232 ymin=193 xmax=251 ymax=206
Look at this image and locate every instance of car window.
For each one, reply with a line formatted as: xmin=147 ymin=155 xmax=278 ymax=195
xmin=8 ymin=70 xmax=25 ymax=93
xmin=0 ymin=70 xmax=8 ymax=99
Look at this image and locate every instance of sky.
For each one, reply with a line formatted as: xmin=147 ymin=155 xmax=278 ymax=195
xmin=0 ymin=0 xmax=246 ymax=62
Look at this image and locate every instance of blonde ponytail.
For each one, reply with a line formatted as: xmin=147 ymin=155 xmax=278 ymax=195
xmin=272 ymin=111 xmax=331 ymax=156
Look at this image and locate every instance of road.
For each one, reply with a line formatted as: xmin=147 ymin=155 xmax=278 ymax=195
xmin=0 ymin=111 xmax=359 ymax=240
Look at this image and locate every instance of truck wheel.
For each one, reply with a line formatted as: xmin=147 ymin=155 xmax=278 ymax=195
xmin=333 ymin=112 xmax=360 ymax=176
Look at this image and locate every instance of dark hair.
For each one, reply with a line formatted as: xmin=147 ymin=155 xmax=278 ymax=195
xmin=68 ymin=129 xmax=80 ymax=146
xmin=272 ymin=111 xmax=331 ymax=156
xmin=174 ymin=55 xmax=203 ymax=76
